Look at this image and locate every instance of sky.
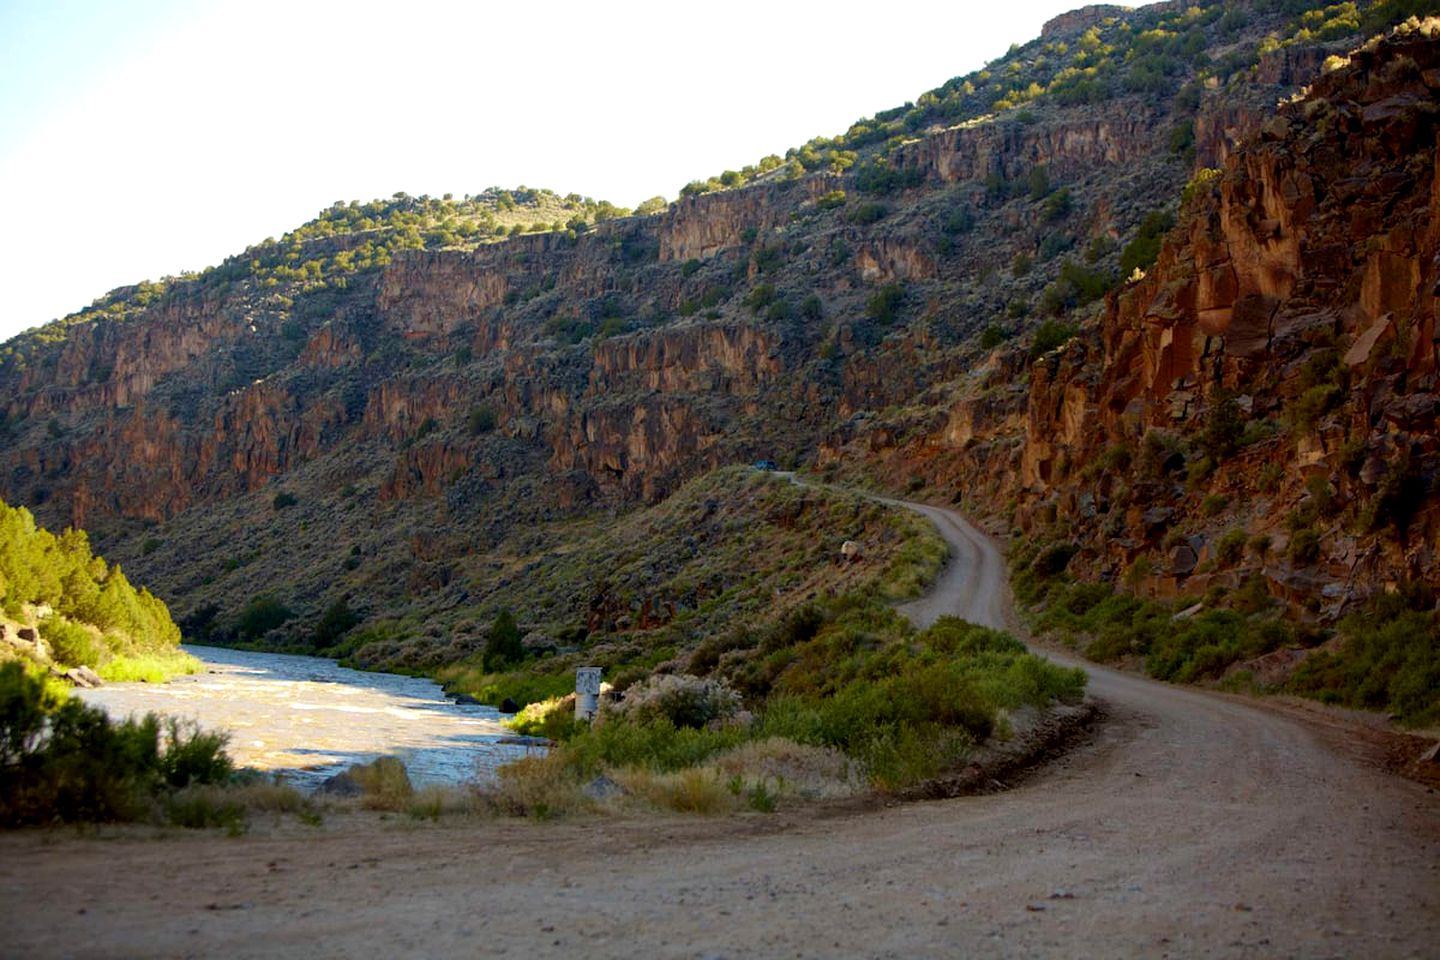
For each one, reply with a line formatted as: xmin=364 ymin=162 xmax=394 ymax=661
xmin=0 ymin=0 xmax=1156 ymax=343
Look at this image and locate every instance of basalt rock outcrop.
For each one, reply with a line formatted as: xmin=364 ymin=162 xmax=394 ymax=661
xmin=1017 ymin=25 xmax=1440 ymax=610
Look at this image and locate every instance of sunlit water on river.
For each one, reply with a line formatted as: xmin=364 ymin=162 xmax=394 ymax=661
xmin=75 ymin=645 xmax=542 ymax=790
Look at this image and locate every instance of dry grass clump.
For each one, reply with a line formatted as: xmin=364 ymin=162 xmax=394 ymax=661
xmin=481 ymin=754 xmax=591 ymax=820
xmin=405 ymin=784 xmax=487 ymax=821
xmin=224 ymin=779 xmax=312 ymax=813
xmin=345 ymin=756 xmax=415 ymax=811
xmin=711 ymin=737 xmax=864 ymax=801
xmin=611 ymin=767 xmax=739 ymax=815
xmin=164 ymin=779 xmax=316 ymax=832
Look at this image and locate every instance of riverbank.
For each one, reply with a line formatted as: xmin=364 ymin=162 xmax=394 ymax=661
xmin=75 ymin=645 xmax=536 ymax=790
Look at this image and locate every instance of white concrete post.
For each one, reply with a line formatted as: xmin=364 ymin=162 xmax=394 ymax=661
xmin=575 ymin=666 xmax=602 ymax=721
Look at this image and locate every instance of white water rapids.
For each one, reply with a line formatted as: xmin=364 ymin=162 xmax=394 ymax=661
xmin=75 ymin=645 xmax=542 ymax=790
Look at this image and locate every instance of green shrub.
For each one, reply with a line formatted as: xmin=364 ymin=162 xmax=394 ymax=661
xmin=481 ymin=609 xmax=524 ymax=672
xmin=272 ymin=492 xmax=298 ymax=510
xmin=237 ymin=595 xmax=294 ymax=640
xmin=1027 ymin=165 xmax=1052 ymax=200
xmin=165 ymin=786 xmax=247 ymax=832
xmin=157 ymin=717 xmax=233 ymax=788
xmin=506 ymin=697 xmax=585 ymax=740
xmin=1216 ymin=528 xmax=1248 ymax=565
xmin=1288 ymin=528 xmax=1321 ymax=566
xmin=313 ymin=597 xmax=361 ymax=649
xmin=467 ymin=406 xmax=497 ymax=434
xmin=1042 ymin=188 xmax=1074 ymax=223
xmin=1117 ymin=211 xmax=1175 ymax=279
xmin=845 ymin=201 xmax=888 ymax=225
xmin=1038 ymin=233 xmax=1075 ymax=262
xmin=41 ymin=616 xmax=106 ymax=668
xmin=562 ymin=718 xmax=748 ymax=776
xmin=866 ymin=284 xmax=905 ymax=324
xmin=613 ymin=674 xmax=741 ymax=729
xmin=345 ymin=756 xmax=415 ymax=811
xmin=1199 ymin=390 xmax=1244 ymax=461
xmin=1029 ymin=319 xmax=1079 ymax=359
xmin=1 ymin=663 xmax=232 ymax=825
xmin=1289 ymin=604 xmax=1440 ymax=726
xmin=941 ymin=206 xmax=974 ymax=235
xmin=853 ymin=159 xmax=924 ymax=195
xmin=744 ymin=283 xmax=776 ymax=312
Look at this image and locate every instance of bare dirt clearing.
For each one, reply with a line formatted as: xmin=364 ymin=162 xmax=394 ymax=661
xmin=2 ymin=504 xmax=1437 ymax=959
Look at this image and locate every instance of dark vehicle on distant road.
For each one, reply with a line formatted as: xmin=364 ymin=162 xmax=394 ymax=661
xmin=752 ymin=459 xmax=778 ymax=471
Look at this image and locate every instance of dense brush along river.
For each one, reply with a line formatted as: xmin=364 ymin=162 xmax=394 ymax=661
xmin=76 ymin=645 xmax=542 ymax=790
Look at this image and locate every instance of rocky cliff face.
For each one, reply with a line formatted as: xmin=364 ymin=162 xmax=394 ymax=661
xmin=894 ymin=101 xmax=1163 ymax=186
xmin=1015 ymin=24 xmax=1440 ymax=611
xmin=0 ymin=1 xmax=1407 ymax=659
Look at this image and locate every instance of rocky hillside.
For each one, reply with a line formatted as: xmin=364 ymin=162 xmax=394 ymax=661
xmin=1031 ymin=19 xmax=1439 ymax=607
xmin=845 ymin=16 xmax=1440 ymax=615
xmin=0 ymin=0 xmax=1432 ymax=672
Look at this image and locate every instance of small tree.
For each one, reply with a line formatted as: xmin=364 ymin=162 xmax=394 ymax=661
xmin=467 ymin=406 xmax=497 ymax=434
xmin=313 ymin=597 xmax=360 ymax=649
xmin=1028 ymin=164 xmax=1052 ymax=200
xmin=237 ymin=595 xmax=294 ymax=640
xmin=482 ymin=609 xmax=523 ymax=672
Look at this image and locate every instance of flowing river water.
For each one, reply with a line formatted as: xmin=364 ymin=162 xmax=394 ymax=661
xmin=75 ymin=645 xmax=543 ymax=790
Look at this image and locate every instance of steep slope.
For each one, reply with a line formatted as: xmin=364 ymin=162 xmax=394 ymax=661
xmin=1021 ymin=19 xmax=1440 ymax=605
xmin=831 ymin=15 xmax=1440 ymax=717
xmin=0 ymin=0 xmax=1425 ymax=674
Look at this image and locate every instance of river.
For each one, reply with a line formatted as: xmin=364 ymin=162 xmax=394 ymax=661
xmin=75 ymin=645 xmax=543 ymax=790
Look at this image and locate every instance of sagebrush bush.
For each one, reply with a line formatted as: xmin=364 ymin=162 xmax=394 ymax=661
xmin=613 ymin=674 xmax=741 ymax=729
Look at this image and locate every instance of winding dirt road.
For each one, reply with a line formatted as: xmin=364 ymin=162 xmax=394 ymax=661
xmin=3 ymin=503 xmax=1438 ymax=959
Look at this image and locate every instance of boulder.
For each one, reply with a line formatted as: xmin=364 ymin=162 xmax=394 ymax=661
xmin=317 ymin=771 xmax=362 ymax=797
xmin=451 ymin=693 xmax=481 ymax=705
xmin=1170 ymin=544 xmax=1199 ymax=578
xmin=581 ymin=775 xmax=625 ymax=801
xmin=498 ymin=698 xmax=520 ymax=715
xmin=66 ymin=666 xmax=104 ymax=689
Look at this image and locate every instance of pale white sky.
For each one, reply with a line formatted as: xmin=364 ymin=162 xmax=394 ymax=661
xmin=0 ymin=0 xmax=1151 ymax=343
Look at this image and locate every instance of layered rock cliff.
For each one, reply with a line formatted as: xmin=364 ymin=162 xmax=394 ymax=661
xmin=833 ymin=21 xmax=1439 ymax=619
xmin=0 ymin=0 xmax=1416 ymax=665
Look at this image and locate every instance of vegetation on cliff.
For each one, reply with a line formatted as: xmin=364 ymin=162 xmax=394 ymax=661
xmin=1014 ymin=539 xmax=1440 ymax=726
xmin=0 ymin=187 xmax=636 ymax=371
xmin=680 ymin=0 xmax=1432 ymax=197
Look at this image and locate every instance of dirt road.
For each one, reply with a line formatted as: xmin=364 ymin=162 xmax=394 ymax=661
xmin=3 ymin=504 xmax=1438 ymax=959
